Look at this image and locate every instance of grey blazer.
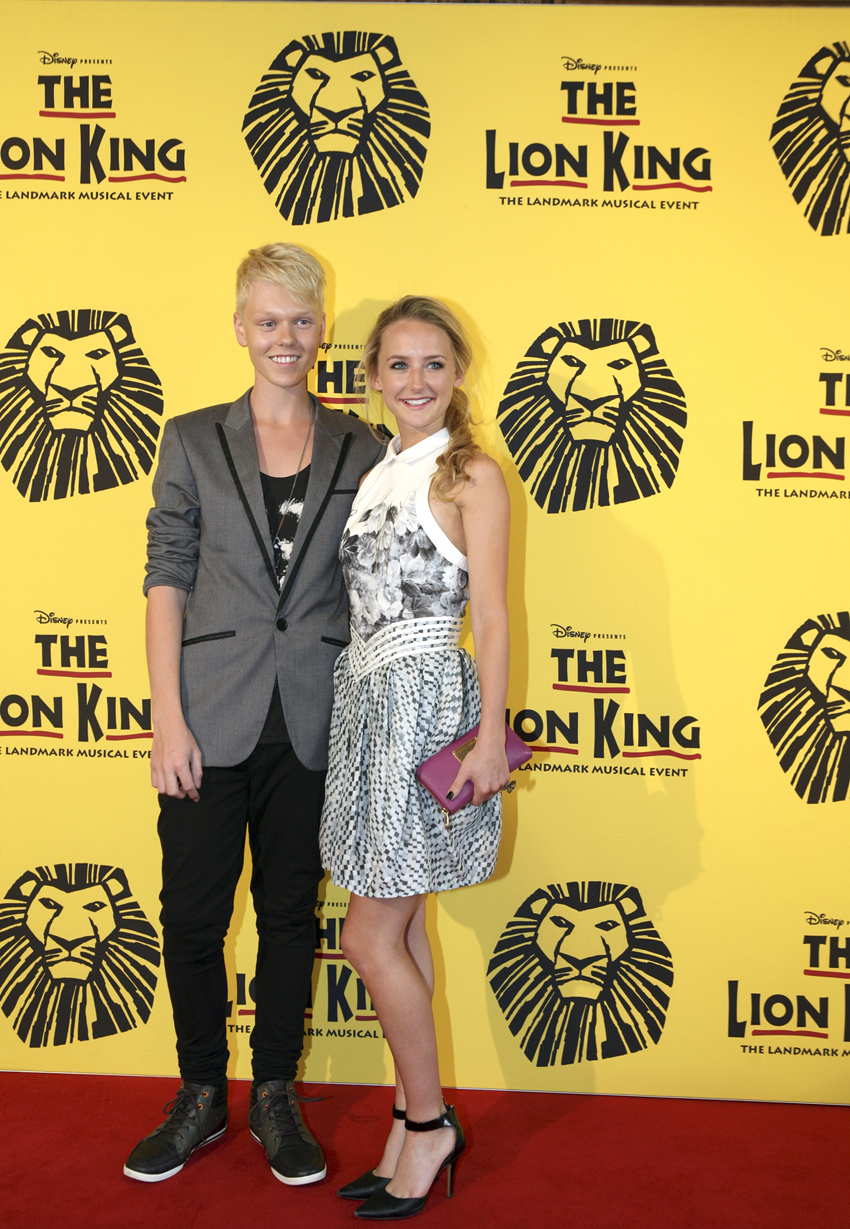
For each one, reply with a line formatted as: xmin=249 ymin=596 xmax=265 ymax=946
xmin=144 ymin=392 xmax=384 ymax=771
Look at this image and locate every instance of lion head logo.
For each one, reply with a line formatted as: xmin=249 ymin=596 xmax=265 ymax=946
xmin=759 ymin=611 xmax=850 ymax=803
xmin=488 ymin=881 xmax=673 ymax=1065
xmin=243 ymin=31 xmax=430 ymax=225
xmin=0 ymin=309 xmax=163 ymax=501
xmin=498 ymin=318 xmax=687 ymax=513
xmin=771 ymin=42 xmax=850 ymax=235
xmin=0 ymin=863 xmax=160 ymax=1047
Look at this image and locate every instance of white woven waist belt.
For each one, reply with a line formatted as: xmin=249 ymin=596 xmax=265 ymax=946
xmin=348 ymin=616 xmax=464 ymax=680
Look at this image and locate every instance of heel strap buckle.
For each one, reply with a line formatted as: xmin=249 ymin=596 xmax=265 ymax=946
xmin=404 ymin=1105 xmax=453 ymax=1133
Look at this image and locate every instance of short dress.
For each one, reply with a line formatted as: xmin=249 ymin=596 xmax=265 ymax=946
xmin=320 ymin=427 xmax=502 ymax=898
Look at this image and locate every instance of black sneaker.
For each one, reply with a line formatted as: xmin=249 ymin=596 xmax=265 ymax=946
xmin=123 ymin=1080 xmax=228 ymax=1182
xmin=249 ymin=1079 xmax=326 ymax=1185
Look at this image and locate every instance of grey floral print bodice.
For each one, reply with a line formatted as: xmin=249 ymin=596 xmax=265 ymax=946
xmin=341 ymin=428 xmax=469 ymax=643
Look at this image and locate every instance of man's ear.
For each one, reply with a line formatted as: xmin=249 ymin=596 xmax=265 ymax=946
xmin=233 ymin=312 xmax=248 ymax=348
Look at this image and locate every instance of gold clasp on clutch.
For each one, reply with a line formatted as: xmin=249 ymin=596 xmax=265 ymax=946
xmin=443 ymin=738 xmax=477 ymax=830
xmin=452 ymin=735 xmax=477 ymax=763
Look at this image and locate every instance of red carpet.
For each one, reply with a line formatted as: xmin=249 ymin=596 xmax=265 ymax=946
xmin=0 ymin=1073 xmax=845 ymax=1228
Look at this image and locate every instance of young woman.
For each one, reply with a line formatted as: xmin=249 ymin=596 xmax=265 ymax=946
xmin=320 ymin=296 xmax=511 ymax=1220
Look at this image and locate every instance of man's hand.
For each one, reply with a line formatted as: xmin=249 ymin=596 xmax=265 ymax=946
xmin=151 ymin=717 xmax=203 ymax=801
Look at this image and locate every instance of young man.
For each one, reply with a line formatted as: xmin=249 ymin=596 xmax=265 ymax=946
xmin=124 ymin=245 xmax=383 ymax=1185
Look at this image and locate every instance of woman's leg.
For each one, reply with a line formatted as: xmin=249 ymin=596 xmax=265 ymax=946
xmin=369 ymin=897 xmax=434 ymax=1177
xmin=343 ymin=893 xmax=456 ymax=1198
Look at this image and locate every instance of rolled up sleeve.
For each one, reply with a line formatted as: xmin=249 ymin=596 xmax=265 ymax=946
xmin=143 ymin=418 xmax=201 ymax=595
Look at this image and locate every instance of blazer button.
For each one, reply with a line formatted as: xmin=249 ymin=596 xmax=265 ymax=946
xmin=276 ymin=618 xmax=287 ymax=632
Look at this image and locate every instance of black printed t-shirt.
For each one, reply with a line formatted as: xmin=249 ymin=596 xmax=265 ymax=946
xmin=257 ymin=466 xmax=311 ymax=745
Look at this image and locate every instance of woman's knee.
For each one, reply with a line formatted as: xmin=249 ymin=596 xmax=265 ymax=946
xmin=341 ymin=917 xmax=393 ymax=978
xmin=340 ymin=920 xmax=368 ymax=971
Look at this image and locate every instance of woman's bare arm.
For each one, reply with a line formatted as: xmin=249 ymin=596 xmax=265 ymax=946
xmin=445 ymin=454 xmax=511 ymax=806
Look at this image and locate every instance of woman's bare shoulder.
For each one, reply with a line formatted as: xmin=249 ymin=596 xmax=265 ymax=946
xmin=458 ymin=452 xmax=507 ymax=492
xmin=447 ymin=453 xmax=509 ymax=517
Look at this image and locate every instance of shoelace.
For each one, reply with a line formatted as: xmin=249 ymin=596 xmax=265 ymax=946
xmin=248 ymin=1085 xmax=323 ymax=1137
xmin=159 ymin=1087 xmax=212 ymax=1139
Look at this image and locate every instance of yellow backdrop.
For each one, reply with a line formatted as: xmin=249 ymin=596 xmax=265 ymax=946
xmin=0 ymin=1 xmax=848 ymax=1107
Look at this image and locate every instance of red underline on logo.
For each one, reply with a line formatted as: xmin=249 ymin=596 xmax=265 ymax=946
xmin=819 ymin=407 xmax=850 ymax=416
xmin=561 ymin=117 xmax=640 ymax=126
xmin=318 ymin=397 xmax=364 ymax=405
xmin=552 ymin=683 xmax=630 ymax=694
xmin=751 ymin=1029 xmax=829 ymax=1039
xmin=238 ymin=1009 xmax=255 ymax=1016
xmin=36 ymin=668 xmax=112 ymax=677
xmin=632 ymin=183 xmax=713 ymax=193
xmin=356 ymin=1015 xmax=379 ymax=1022
xmin=622 ymin=749 xmax=702 ymax=760
xmin=804 ymin=969 xmax=850 ymax=979
xmin=766 ymin=471 xmax=844 ymax=480
xmin=0 ymin=729 xmax=63 ymax=738
xmin=107 ymin=174 xmax=186 ymax=183
xmin=509 ymin=180 xmax=588 ymax=189
xmin=0 ymin=173 xmax=65 ymax=181
xmin=105 ymin=732 xmax=154 ymax=741
xmin=39 ymin=110 xmax=116 ymax=119
xmin=528 ymin=744 xmax=579 ymax=755
xmin=304 ymin=1010 xmax=313 ymax=1018
xmin=315 ymin=952 xmax=346 ymax=959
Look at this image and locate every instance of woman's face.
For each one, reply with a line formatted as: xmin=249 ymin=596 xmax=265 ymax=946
xmin=371 ymin=319 xmax=463 ymax=446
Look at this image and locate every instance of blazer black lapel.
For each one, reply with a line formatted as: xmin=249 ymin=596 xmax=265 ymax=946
xmin=217 ymin=397 xmax=278 ymax=593
xmin=277 ymin=406 xmax=352 ymax=612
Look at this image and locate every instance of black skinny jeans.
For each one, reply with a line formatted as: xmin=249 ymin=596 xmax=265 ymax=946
xmin=157 ymin=741 xmax=324 ymax=1086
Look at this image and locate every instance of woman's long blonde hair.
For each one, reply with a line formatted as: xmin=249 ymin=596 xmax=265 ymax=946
xmin=362 ymin=295 xmax=481 ymax=500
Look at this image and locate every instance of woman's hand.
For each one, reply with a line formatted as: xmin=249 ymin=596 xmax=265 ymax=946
xmin=446 ymin=733 xmax=511 ymax=807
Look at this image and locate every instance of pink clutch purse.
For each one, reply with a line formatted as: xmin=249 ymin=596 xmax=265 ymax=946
xmin=416 ymin=723 xmax=532 ymax=824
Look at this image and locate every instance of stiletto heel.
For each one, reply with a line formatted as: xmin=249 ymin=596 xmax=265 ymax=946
xmin=354 ymin=1103 xmax=465 ymax=1220
xmin=337 ymin=1106 xmax=406 ymax=1200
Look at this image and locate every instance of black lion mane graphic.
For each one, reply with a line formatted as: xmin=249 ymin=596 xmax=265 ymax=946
xmin=488 ymin=881 xmax=673 ymax=1065
xmin=497 ymin=318 xmax=687 ymax=513
xmin=770 ymin=42 xmax=850 ymax=236
xmin=242 ymin=30 xmax=430 ymax=225
xmin=758 ymin=611 xmax=850 ymax=804
xmin=0 ymin=309 xmax=163 ymax=502
xmin=0 ymin=863 xmax=160 ymax=1047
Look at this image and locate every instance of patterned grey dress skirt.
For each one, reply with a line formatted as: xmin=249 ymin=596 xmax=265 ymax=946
xmin=320 ymin=637 xmax=502 ymax=899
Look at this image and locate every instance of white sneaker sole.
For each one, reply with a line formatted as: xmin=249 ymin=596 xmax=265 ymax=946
xmin=250 ymin=1129 xmax=327 ymax=1185
xmin=270 ymin=1162 xmax=327 ymax=1186
xmin=123 ymin=1121 xmax=228 ymax=1182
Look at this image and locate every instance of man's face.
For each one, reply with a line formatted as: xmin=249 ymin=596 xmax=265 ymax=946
xmin=234 ymin=282 xmax=325 ymax=396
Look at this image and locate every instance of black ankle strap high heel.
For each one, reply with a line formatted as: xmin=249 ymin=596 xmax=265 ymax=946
xmin=354 ymin=1103 xmax=465 ymax=1220
xmin=336 ymin=1105 xmax=407 ymax=1201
